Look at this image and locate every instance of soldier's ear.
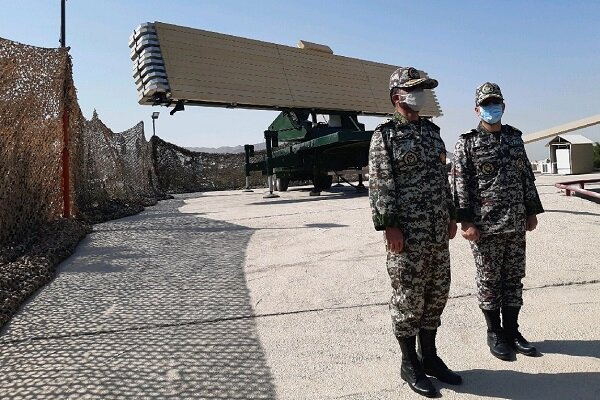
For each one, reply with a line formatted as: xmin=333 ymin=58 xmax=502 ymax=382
xmin=475 ymin=106 xmax=480 ymax=116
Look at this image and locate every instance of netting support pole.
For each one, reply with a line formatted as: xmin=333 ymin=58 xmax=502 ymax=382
xmin=60 ymin=0 xmax=66 ymax=47
xmin=61 ymin=106 xmax=71 ymax=218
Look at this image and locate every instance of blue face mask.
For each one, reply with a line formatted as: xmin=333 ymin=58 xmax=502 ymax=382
xmin=479 ymin=104 xmax=503 ymax=124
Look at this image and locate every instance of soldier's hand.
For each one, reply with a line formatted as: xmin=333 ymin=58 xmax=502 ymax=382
xmin=526 ymin=215 xmax=538 ymax=231
xmin=448 ymin=220 xmax=457 ymax=239
xmin=385 ymin=227 xmax=404 ymax=253
xmin=460 ymin=222 xmax=480 ymax=241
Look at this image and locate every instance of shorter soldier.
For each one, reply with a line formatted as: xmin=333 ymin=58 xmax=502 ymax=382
xmin=452 ymin=82 xmax=544 ymax=360
xmin=369 ymin=67 xmax=461 ymax=398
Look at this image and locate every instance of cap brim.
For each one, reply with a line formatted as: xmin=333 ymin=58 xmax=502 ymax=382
xmin=477 ymin=94 xmax=503 ymax=106
xmin=401 ymin=78 xmax=438 ymax=89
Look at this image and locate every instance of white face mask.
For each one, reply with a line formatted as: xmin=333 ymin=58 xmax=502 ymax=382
xmin=401 ymin=89 xmax=425 ymax=111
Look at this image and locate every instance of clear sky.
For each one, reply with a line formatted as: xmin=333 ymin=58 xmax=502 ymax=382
xmin=2 ymin=0 xmax=599 ymax=160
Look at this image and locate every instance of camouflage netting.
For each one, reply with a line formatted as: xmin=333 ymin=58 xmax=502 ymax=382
xmin=74 ymin=111 xmax=167 ymax=223
xmin=0 ymin=38 xmax=69 ymax=248
xmin=0 ymin=37 xmax=164 ymax=328
xmin=151 ymin=136 xmax=266 ymax=193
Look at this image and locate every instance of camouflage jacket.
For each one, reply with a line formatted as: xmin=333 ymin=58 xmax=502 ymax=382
xmin=369 ymin=112 xmax=456 ymax=245
xmin=451 ymin=123 xmax=544 ymax=235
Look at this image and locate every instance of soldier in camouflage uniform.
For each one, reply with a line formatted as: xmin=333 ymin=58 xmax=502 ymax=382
xmin=369 ymin=67 xmax=461 ymax=398
xmin=451 ymin=82 xmax=544 ymax=361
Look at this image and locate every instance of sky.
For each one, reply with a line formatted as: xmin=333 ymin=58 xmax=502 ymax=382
xmin=2 ymin=0 xmax=600 ymax=160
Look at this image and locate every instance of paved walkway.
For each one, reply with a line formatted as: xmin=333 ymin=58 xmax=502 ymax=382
xmin=1 ymin=174 xmax=599 ymax=399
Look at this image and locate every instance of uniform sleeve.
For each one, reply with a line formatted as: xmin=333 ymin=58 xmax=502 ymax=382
xmin=451 ymin=136 xmax=476 ymax=222
xmin=368 ymin=128 xmax=402 ymax=231
xmin=444 ymin=160 xmax=457 ymax=221
xmin=521 ymin=149 xmax=544 ymax=215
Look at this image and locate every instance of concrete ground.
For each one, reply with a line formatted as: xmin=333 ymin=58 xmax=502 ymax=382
xmin=1 ymin=173 xmax=599 ymax=399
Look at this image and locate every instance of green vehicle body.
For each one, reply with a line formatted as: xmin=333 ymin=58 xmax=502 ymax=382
xmin=244 ymin=109 xmax=373 ymax=192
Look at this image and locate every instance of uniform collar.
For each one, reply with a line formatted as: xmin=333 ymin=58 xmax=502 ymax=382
xmin=393 ymin=111 xmax=420 ymax=128
xmin=477 ymin=121 xmax=503 ymax=134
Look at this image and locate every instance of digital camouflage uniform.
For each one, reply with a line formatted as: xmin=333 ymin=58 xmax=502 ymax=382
xmin=452 ymin=83 xmax=544 ymax=311
xmin=369 ymin=110 xmax=456 ymax=339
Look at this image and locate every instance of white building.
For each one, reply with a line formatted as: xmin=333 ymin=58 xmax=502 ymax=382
xmin=542 ymin=134 xmax=595 ymax=175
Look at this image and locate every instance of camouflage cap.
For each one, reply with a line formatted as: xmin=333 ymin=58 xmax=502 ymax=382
xmin=475 ymin=82 xmax=504 ymax=106
xmin=389 ymin=67 xmax=438 ymax=90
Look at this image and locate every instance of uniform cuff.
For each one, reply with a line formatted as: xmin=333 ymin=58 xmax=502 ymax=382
xmin=456 ymin=207 xmax=475 ymax=223
xmin=373 ymin=213 xmax=403 ymax=231
xmin=448 ymin=204 xmax=457 ymax=221
xmin=525 ymin=200 xmax=544 ymax=216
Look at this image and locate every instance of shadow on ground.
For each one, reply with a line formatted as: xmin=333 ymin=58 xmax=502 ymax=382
xmin=0 ymin=195 xmax=277 ymax=399
xmin=446 ymin=340 xmax=600 ymax=400
xmin=450 ymin=368 xmax=600 ymax=400
xmin=535 ymin=339 xmax=600 ymax=358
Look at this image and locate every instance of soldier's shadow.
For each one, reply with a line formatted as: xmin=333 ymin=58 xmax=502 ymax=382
xmin=444 ymin=340 xmax=600 ymax=400
xmin=536 ymin=339 xmax=600 ymax=358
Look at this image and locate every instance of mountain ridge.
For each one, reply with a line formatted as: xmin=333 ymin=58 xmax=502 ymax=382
xmin=186 ymin=142 xmax=266 ymax=154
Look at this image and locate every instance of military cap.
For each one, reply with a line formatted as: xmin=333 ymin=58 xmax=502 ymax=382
xmin=475 ymin=82 xmax=504 ymax=106
xmin=389 ymin=67 xmax=438 ymax=90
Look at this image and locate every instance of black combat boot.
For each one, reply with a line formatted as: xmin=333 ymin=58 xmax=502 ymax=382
xmin=397 ymin=336 xmax=438 ymax=397
xmin=417 ymin=329 xmax=462 ymax=385
xmin=502 ymin=306 xmax=537 ymax=356
xmin=482 ymin=309 xmax=514 ymax=361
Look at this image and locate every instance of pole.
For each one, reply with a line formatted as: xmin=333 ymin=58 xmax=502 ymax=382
xmin=152 ymin=118 xmax=156 ymax=137
xmin=60 ymin=0 xmax=66 ymax=47
xmin=242 ymin=145 xmax=254 ymax=192
xmin=263 ymin=131 xmax=279 ymax=198
xmin=61 ymin=104 xmax=70 ymax=217
xmin=60 ymin=0 xmax=70 ymax=217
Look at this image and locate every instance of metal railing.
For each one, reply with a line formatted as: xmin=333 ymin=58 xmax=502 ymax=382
xmin=554 ymin=178 xmax=600 ymax=199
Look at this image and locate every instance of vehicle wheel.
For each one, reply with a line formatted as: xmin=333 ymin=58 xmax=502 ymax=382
xmin=276 ymin=177 xmax=289 ymax=191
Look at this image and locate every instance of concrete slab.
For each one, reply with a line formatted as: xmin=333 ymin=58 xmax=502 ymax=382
xmin=1 ymin=174 xmax=599 ymax=399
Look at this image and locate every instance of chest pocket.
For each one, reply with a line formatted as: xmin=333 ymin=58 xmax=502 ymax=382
xmin=391 ymin=137 xmax=425 ymax=171
xmin=507 ymin=141 xmax=527 ymax=171
xmin=473 ymin=144 xmax=501 ymax=177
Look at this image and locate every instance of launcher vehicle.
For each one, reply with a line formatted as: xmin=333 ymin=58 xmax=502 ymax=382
xmin=129 ymin=22 xmax=443 ymax=194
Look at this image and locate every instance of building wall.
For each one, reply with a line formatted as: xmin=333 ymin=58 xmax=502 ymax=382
xmin=570 ymin=144 xmax=594 ymax=174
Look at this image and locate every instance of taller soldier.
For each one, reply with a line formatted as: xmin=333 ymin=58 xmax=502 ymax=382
xmin=369 ymin=67 xmax=461 ymax=398
xmin=452 ymin=82 xmax=544 ymax=360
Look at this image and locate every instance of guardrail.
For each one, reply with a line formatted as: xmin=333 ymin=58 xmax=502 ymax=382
xmin=554 ymin=178 xmax=600 ymax=199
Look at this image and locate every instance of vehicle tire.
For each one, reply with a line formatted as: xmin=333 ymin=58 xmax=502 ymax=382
xmin=276 ymin=177 xmax=289 ymax=191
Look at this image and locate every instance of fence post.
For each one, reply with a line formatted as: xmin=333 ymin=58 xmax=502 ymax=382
xmin=61 ymin=98 xmax=71 ymax=217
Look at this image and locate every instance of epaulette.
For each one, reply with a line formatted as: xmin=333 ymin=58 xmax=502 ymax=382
xmin=460 ymin=129 xmax=478 ymax=138
xmin=504 ymin=124 xmax=523 ymax=136
xmin=375 ymin=118 xmax=395 ymax=132
xmin=421 ymin=118 xmax=440 ymax=131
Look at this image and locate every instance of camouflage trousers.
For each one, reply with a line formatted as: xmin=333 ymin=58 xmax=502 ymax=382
xmin=386 ymin=242 xmax=450 ymax=339
xmin=470 ymin=232 xmax=526 ymax=310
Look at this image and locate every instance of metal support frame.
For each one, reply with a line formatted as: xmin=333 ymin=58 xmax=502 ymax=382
xmin=242 ymin=144 xmax=254 ymax=192
xmin=356 ymin=174 xmax=366 ymax=191
xmin=555 ymin=179 xmax=600 ymax=200
xmin=309 ymin=152 xmax=321 ymax=196
xmin=263 ymin=130 xmax=280 ymax=198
